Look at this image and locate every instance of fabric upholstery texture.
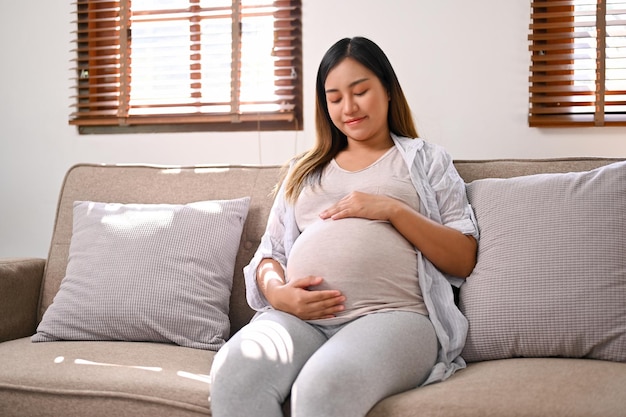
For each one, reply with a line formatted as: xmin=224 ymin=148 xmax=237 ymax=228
xmin=0 ymin=258 xmax=45 ymax=341
xmin=368 ymin=358 xmax=626 ymax=417
xmin=32 ymin=198 xmax=250 ymax=350
xmin=460 ymin=161 xmax=626 ymax=362
xmin=0 ymin=337 xmax=213 ymax=417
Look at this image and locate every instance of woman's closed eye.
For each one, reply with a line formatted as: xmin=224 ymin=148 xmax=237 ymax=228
xmin=327 ymin=93 xmax=341 ymax=104
xmin=327 ymin=89 xmax=368 ymax=104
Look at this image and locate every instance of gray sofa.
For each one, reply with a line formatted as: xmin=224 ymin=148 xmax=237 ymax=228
xmin=1 ymin=157 xmax=625 ymax=417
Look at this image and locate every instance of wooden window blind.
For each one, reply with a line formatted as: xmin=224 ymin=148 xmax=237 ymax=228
xmin=70 ymin=0 xmax=302 ymax=133
xmin=528 ymin=0 xmax=626 ymax=127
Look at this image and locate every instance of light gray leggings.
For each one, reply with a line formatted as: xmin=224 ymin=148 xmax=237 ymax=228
xmin=209 ymin=310 xmax=438 ymax=417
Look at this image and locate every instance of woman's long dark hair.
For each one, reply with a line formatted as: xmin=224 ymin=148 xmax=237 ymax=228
xmin=282 ymin=37 xmax=418 ymax=203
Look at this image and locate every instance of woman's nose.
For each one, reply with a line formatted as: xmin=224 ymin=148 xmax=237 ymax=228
xmin=343 ymin=96 xmax=357 ymax=114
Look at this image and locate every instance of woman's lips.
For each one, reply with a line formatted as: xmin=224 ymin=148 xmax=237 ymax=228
xmin=345 ymin=116 xmax=366 ymax=126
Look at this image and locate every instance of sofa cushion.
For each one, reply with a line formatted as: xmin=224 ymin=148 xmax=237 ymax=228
xmin=368 ymin=358 xmax=626 ymax=417
xmin=0 ymin=337 xmax=213 ymax=417
xmin=460 ymin=161 xmax=626 ymax=362
xmin=32 ymin=197 xmax=250 ymax=350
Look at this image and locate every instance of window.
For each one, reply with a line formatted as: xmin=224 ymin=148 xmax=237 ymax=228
xmin=70 ymin=0 xmax=302 ymax=133
xmin=528 ymin=0 xmax=626 ymax=126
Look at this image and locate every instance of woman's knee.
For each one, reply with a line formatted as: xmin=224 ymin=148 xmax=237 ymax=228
xmin=210 ymin=315 xmax=302 ymax=394
xmin=209 ymin=318 xmax=300 ymax=416
xmin=291 ymin=350 xmax=368 ymax=417
xmin=210 ymin=311 xmax=328 ymax=415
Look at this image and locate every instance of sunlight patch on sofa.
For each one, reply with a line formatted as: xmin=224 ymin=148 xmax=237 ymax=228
xmin=177 ymin=370 xmax=211 ymax=384
xmin=73 ymin=358 xmax=162 ymax=372
xmin=193 ymin=167 xmax=231 ymax=174
xmin=160 ymin=168 xmax=182 ymax=175
xmin=98 ymin=205 xmax=175 ymax=231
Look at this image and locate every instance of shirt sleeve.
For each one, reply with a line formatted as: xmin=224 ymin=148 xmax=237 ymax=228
xmin=425 ymin=145 xmax=479 ymax=240
xmin=243 ymin=180 xmax=290 ymax=311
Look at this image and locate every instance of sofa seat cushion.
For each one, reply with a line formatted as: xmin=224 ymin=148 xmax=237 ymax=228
xmin=368 ymin=358 xmax=626 ymax=417
xmin=0 ymin=338 xmax=213 ymax=417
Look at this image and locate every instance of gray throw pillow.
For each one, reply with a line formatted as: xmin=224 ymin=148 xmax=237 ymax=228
xmin=32 ymin=197 xmax=250 ymax=351
xmin=460 ymin=161 xmax=626 ymax=363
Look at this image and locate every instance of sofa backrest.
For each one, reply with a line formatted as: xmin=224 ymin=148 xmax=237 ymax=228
xmin=41 ymin=157 xmax=623 ymax=336
xmin=453 ymin=157 xmax=625 ymax=183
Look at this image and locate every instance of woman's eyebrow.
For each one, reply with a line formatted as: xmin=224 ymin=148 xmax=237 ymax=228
xmin=325 ymin=77 xmax=369 ymax=94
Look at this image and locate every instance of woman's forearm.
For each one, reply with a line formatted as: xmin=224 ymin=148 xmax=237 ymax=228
xmin=389 ymin=202 xmax=477 ymax=278
xmin=256 ymin=258 xmax=286 ymax=300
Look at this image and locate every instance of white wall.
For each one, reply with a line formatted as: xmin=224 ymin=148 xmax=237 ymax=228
xmin=1 ymin=0 xmax=625 ymax=258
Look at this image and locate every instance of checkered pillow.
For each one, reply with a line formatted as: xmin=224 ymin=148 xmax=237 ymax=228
xmin=32 ymin=197 xmax=250 ymax=350
xmin=461 ymin=161 xmax=626 ymax=362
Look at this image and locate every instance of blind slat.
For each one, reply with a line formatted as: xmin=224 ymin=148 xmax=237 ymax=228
xmin=530 ymin=1 xmax=577 ymax=7
xmin=529 ymin=42 xmax=596 ymax=52
xmin=70 ymin=112 xmax=295 ymax=127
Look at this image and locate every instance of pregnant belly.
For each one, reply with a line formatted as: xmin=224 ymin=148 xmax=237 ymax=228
xmin=286 ymin=218 xmax=423 ymax=322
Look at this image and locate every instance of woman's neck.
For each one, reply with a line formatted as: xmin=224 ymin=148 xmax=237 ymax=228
xmin=335 ymin=135 xmax=394 ymax=171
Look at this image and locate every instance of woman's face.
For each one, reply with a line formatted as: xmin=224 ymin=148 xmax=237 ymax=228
xmin=324 ymin=58 xmax=390 ymax=145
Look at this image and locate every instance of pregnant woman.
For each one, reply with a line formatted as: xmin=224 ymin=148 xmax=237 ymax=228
xmin=209 ymin=36 xmax=479 ymax=417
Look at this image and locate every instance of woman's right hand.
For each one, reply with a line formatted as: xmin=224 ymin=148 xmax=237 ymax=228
xmin=265 ymin=276 xmax=346 ymax=320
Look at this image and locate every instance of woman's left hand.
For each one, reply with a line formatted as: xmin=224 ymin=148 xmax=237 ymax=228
xmin=319 ymin=191 xmax=400 ymax=221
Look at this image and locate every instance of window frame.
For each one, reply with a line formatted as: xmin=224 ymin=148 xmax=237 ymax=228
xmin=528 ymin=0 xmax=626 ymax=127
xmin=70 ymin=0 xmax=303 ymax=134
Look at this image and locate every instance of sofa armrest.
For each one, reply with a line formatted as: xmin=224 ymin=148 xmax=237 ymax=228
xmin=0 ymin=258 xmax=45 ymax=342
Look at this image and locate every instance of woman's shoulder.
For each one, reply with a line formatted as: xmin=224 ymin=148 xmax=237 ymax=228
xmin=392 ymin=134 xmax=452 ymax=163
xmin=392 ymin=133 xmax=422 ymax=147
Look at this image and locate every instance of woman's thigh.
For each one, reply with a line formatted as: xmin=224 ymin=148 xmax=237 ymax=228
xmin=292 ymin=311 xmax=438 ymax=417
xmin=209 ymin=310 xmax=327 ymax=417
